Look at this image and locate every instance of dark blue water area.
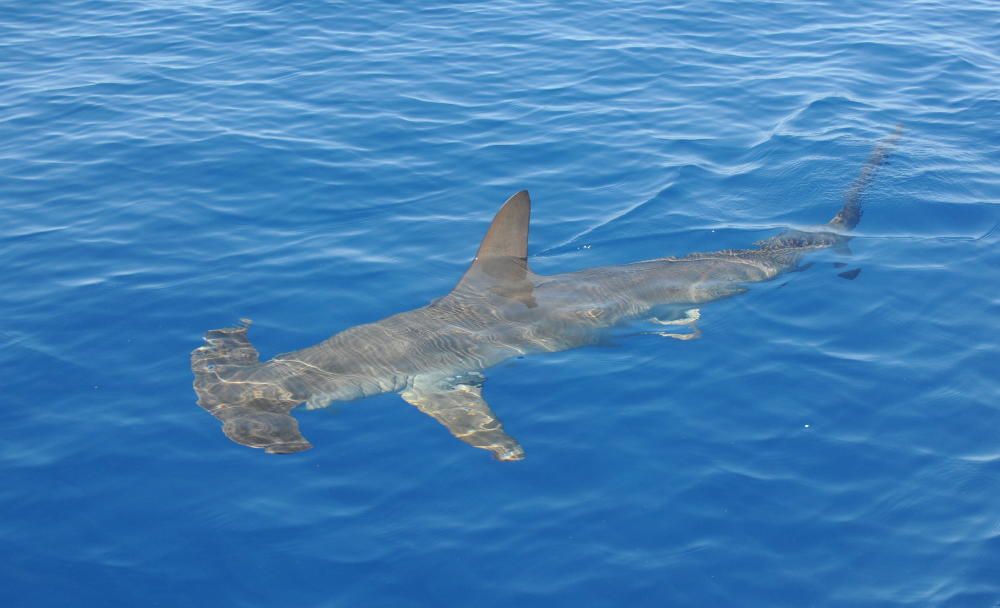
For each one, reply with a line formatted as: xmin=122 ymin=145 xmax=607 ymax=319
xmin=2 ymin=0 xmax=999 ymax=606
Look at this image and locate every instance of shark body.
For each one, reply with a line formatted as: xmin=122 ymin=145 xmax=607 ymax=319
xmin=192 ymin=131 xmax=899 ymax=460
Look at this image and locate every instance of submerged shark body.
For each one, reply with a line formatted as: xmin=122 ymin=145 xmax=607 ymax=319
xmin=192 ymin=131 xmax=900 ymax=460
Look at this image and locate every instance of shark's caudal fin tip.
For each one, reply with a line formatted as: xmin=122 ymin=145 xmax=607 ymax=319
xmin=826 ymin=127 xmax=903 ymax=232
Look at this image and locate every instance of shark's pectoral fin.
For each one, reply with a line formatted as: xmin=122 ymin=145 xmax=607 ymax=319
xmin=400 ymin=376 xmax=524 ymax=461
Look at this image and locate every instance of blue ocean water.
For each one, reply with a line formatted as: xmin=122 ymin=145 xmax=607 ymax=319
xmin=2 ymin=0 xmax=998 ymax=606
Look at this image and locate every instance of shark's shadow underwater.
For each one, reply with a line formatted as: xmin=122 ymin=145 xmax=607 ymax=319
xmin=192 ymin=130 xmax=901 ymax=461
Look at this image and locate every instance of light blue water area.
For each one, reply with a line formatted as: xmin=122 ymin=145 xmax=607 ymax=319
xmin=2 ymin=1 xmax=998 ymax=606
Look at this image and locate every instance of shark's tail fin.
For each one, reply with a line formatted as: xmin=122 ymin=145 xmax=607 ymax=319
xmin=827 ymin=124 xmax=904 ymax=231
xmin=191 ymin=320 xmax=312 ymax=454
xmin=756 ymin=126 xmax=902 ymax=255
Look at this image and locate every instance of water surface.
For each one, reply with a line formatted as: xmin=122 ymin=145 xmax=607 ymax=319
xmin=2 ymin=1 xmax=998 ymax=606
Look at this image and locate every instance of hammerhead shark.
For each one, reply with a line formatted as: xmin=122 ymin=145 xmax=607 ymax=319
xmin=192 ymin=130 xmax=900 ymax=460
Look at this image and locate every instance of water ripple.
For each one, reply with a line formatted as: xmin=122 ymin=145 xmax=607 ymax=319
xmin=1 ymin=0 xmax=998 ymax=606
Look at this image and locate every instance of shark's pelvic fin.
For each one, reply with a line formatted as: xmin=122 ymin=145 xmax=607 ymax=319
xmin=400 ymin=375 xmax=525 ymax=461
xmin=650 ymin=308 xmax=702 ymax=340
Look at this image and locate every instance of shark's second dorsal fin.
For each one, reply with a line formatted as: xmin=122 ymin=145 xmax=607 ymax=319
xmin=455 ymin=191 xmax=534 ymax=299
xmin=474 ymin=190 xmax=531 ymax=261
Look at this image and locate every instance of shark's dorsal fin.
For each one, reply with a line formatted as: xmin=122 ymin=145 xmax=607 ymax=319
xmin=474 ymin=190 xmax=531 ymax=261
xmin=454 ymin=191 xmax=534 ymax=303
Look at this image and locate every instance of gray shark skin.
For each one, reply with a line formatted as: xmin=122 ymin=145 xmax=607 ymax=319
xmin=192 ymin=129 xmax=901 ymax=461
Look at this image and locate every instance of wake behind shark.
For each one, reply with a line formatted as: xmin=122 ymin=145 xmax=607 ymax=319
xmin=192 ymin=130 xmax=901 ymax=460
